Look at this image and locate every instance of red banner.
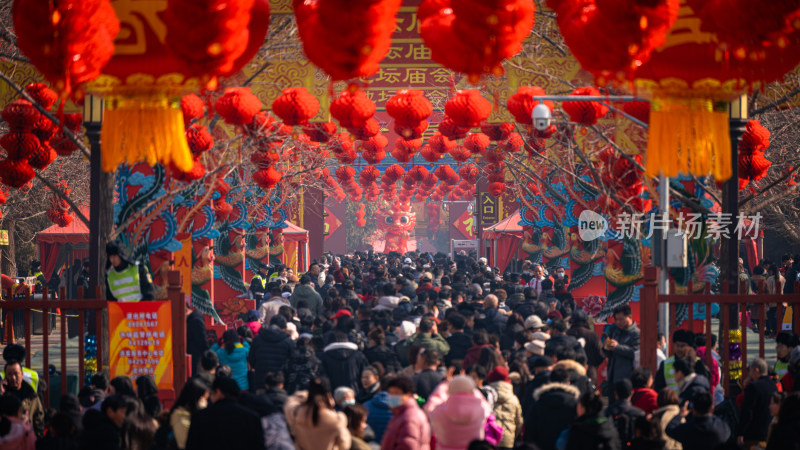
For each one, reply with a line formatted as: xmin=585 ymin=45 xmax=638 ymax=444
xmin=108 ymin=301 xmax=173 ymax=390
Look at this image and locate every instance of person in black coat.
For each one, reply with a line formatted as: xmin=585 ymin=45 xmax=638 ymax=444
xmin=320 ymin=331 xmax=370 ymax=393
xmin=524 ymin=367 xmax=581 ymax=450
xmin=80 ymin=395 xmax=126 ymax=450
xmin=444 ymin=312 xmax=473 ymax=365
xmin=187 ymin=309 xmax=208 ymax=376
xmin=567 ymin=310 xmax=605 ymax=385
xmin=673 ymin=357 xmax=710 ymax=405
xmin=665 ymin=390 xmax=730 ymax=450
xmin=565 ymin=391 xmax=622 ymax=450
xmin=263 ymin=371 xmax=289 ymax=411
xmin=185 ymin=377 xmax=265 ymax=450
xmin=605 ymin=379 xmax=646 ymax=446
xmin=364 ymin=329 xmax=402 ymax=374
xmin=284 ymin=336 xmax=321 ymax=394
xmin=766 ymin=392 xmax=800 ymax=450
xmin=737 ymin=358 xmax=778 ymax=447
xmin=249 ymin=315 xmax=295 ymax=394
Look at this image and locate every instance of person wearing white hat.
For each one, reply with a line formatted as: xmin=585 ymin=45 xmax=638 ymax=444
xmin=524 ymin=315 xmax=546 ymax=331
xmin=525 ymin=340 xmax=546 ymax=357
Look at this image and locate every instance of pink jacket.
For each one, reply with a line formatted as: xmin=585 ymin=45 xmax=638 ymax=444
xmin=246 ymin=321 xmax=261 ymax=336
xmin=0 ymin=418 xmax=35 ymax=450
xmin=429 ymin=394 xmax=488 ymax=450
xmin=381 ymin=399 xmax=431 ymax=450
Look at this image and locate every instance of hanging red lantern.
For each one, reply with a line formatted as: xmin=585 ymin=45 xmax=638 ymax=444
xmin=444 ymin=90 xmax=492 ymax=128
xmin=738 ymin=120 xmax=772 ymax=181
xmin=484 ymin=148 xmax=506 ymax=164
xmin=335 ymin=166 xmax=356 ymax=184
xmin=622 ymin=101 xmax=651 ymax=125
xmin=0 ymin=133 xmax=41 ymax=161
xmin=384 ymin=164 xmax=406 ymax=183
xmin=507 ymin=86 xmax=553 ymax=125
xmin=394 ymin=120 xmax=428 ymax=140
xmin=330 ymin=86 xmax=376 ymax=128
xmin=562 ymin=87 xmax=609 ymax=125
xmin=181 ymin=94 xmax=205 ymax=126
xmin=500 ymin=133 xmax=524 ymax=153
xmin=428 ymin=132 xmax=455 ymax=154
xmin=348 ymin=117 xmax=381 ymax=140
xmin=2 ymin=100 xmax=39 ymax=130
xmin=459 ymin=164 xmax=479 ymax=183
xmin=171 ymin=160 xmax=206 ymax=182
xmin=488 ymin=182 xmax=506 ymax=197
xmin=387 ymin=89 xmax=433 ymax=124
xmin=13 ymin=0 xmax=119 ymax=97
xmin=464 ymin=133 xmax=490 ymax=155
xmin=438 ymin=117 xmax=470 ymax=140
xmin=253 ymin=165 xmax=283 ymax=189
xmin=185 ymin=124 xmax=214 ymax=157
xmin=449 ymin=145 xmax=471 ymax=163
xmin=271 ymin=87 xmax=319 ymax=126
xmin=294 ymin=0 xmax=401 ymax=80
xmin=25 ymin=83 xmax=58 ymax=110
xmin=0 ymin=159 xmax=35 ymax=189
xmin=28 ymin=145 xmax=57 ymax=170
xmin=303 ymin=122 xmax=338 ymax=143
xmin=481 ymin=122 xmax=514 ymax=141
xmin=419 ymin=145 xmax=442 ymax=162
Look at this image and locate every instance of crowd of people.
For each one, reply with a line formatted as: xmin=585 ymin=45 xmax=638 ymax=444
xmin=1 ymin=251 xmax=800 ymax=450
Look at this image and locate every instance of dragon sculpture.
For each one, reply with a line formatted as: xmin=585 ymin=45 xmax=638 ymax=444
xmin=375 ymin=202 xmax=416 ymax=254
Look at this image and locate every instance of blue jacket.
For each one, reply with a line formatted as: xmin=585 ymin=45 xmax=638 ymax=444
xmin=212 ymin=341 xmax=250 ymax=391
xmin=364 ymin=391 xmax=393 ymax=443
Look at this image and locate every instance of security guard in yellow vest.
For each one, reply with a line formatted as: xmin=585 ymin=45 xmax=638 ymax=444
xmin=249 ymin=262 xmax=270 ymax=306
xmin=654 ymin=329 xmax=713 ymax=392
xmin=775 ymin=332 xmax=797 ymax=380
xmin=28 ymin=260 xmax=46 ymax=293
xmin=2 ymin=343 xmax=41 ymax=395
xmin=105 ymin=241 xmax=155 ymax=302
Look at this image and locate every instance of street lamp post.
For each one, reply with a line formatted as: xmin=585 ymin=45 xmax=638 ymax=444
xmin=83 ymin=96 xmax=103 ymax=297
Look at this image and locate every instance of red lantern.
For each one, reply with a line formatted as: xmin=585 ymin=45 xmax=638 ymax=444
xmin=507 ymin=86 xmax=553 ymax=125
xmin=438 ymin=117 xmax=470 ymax=140
xmin=348 ymin=117 xmax=381 ymax=140
xmin=28 ymin=146 xmax=57 ymax=170
xmin=738 ymin=120 xmax=772 ymax=181
xmin=25 ymin=84 xmax=58 ymax=110
xmin=444 ymin=90 xmax=492 ymax=128
xmin=488 ymin=181 xmax=506 ymax=197
xmin=253 ymin=166 xmax=283 ymax=189
xmin=0 ymin=159 xmax=35 ymax=189
xmin=464 ymin=133 xmax=490 ymax=154
xmin=387 ymin=89 xmax=433 ymax=124
xmin=215 ymin=87 xmax=263 ymax=125
xmin=303 ymin=122 xmax=338 ymax=143
xmin=419 ymin=145 xmax=442 ymax=162
xmin=294 ymin=0 xmax=401 ymax=80
xmin=0 ymin=133 xmax=41 ymax=161
xmin=171 ymin=159 xmax=206 ymax=182
xmin=271 ymin=87 xmax=319 ymax=126
xmin=481 ymin=122 xmax=514 ymax=141
xmin=623 ymin=101 xmax=651 ymax=125
xmin=385 ymin=164 xmax=406 ymax=183
xmin=562 ymin=87 xmax=609 ymax=125
xmin=428 ymin=132 xmax=455 ymax=154
xmin=186 ymin=124 xmax=214 ymax=156
xmin=449 ymin=145 xmax=471 ymax=163
xmin=500 ymin=133 xmax=524 ymax=153
xmin=395 ymin=120 xmax=429 ymax=140
xmin=181 ymin=94 xmax=205 ymax=126
xmin=330 ymin=86 xmax=376 ymax=128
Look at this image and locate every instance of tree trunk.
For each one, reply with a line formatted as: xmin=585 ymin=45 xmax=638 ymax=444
xmin=3 ymin=218 xmax=16 ymax=277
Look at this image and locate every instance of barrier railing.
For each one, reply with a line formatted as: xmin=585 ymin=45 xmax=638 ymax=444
xmin=640 ymin=266 xmax=800 ymax=396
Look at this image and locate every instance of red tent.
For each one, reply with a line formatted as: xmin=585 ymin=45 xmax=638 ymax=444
xmin=280 ymin=221 xmax=309 ymax=273
xmin=35 ymin=208 xmax=89 ymax=284
xmin=483 ymin=210 xmax=524 ymax=272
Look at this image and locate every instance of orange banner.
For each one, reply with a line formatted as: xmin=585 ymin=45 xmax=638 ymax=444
xmin=108 ymin=302 xmax=173 ymax=390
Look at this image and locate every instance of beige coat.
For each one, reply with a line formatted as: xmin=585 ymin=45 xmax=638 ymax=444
xmin=490 ymin=381 xmax=523 ymax=448
xmin=284 ymin=391 xmax=351 ymax=450
xmin=653 ymin=404 xmax=682 ymax=450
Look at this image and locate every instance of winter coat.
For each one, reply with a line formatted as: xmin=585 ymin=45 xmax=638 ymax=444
xmin=564 ymin=415 xmax=622 ymax=450
xmin=187 ymin=310 xmax=208 ymax=376
xmin=631 ymin=388 xmax=659 ymax=415
xmin=429 ymin=393 xmax=488 ymax=450
xmin=285 ymin=345 xmax=321 ymax=394
xmin=365 ymin=392 xmax=394 ymax=443
xmin=445 ymin=332 xmax=473 ymax=365
xmin=524 ymin=382 xmax=581 ymax=450
xmin=284 ymin=391 xmax=351 ymax=450
xmin=6 ymin=382 xmax=43 ymax=438
xmin=290 ymin=284 xmax=324 ymax=316
xmin=246 ymin=320 xmax=261 ymax=336
xmin=605 ymin=399 xmax=645 ymax=445
xmin=364 ymin=344 xmax=402 ymax=374
xmin=186 ymin=398 xmax=265 ymax=450
xmin=212 ymin=341 xmax=250 ymax=391
xmin=413 ymin=369 xmax=444 ymax=401
xmin=553 ymin=359 xmax=594 ymax=395
xmin=652 ymin=405 xmax=682 ymax=450
xmin=766 ymin=408 xmax=800 ymax=450
xmin=0 ymin=417 xmax=35 ymax=450
xmin=80 ymin=410 xmax=121 ymax=450
xmin=320 ymin=342 xmax=370 ymax=393
xmin=374 ymin=295 xmax=400 ymax=311
xmin=262 ymin=412 xmax=296 ymax=450
xmin=462 ymin=344 xmax=493 ymax=371
xmin=676 ymin=373 xmax=710 ymax=405
xmin=265 ymin=388 xmax=288 ymax=411
xmin=665 ymin=413 xmax=730 ymax=450
xmin=394 ymin=333 xmax=450 ymax=366
xmin=603 ymin=322 xmax=640 ymax=386
xmin=249 ymin=325 xmax=295 ymax=392
xmin=380 ymin=398 xmax=431 ymax=450
xmin=737 ymin=375 xmax=778 ymax=441
xmin=567 ymin=324 xmax=606 ymax=374
xmin=169 ymin=407 xmax=192 ymax=449
xmin=481 ymin=308 xmax=508 ymax=335
xmin=490 ymin=380 xmax=523 ymax=448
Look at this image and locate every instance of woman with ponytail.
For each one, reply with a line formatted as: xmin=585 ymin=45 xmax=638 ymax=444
xmin=284 ymin=378 xmax=351 ymax=450
xmin=211 ymin=329 xmax=250 ymax=391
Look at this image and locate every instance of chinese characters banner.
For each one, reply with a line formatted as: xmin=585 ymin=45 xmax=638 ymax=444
xmin=449 ymin=202 xmax=475 ymax=240
xmin=108 ymin=302 xmax=173 ymax=390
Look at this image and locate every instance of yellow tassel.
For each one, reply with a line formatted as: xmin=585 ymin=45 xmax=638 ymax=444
xmin=645 ymin=97 xmax=732 ymax=181
xmin=100 ymin=98 xmax=194 ymax=172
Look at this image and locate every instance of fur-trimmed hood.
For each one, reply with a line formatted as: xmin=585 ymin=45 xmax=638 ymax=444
xmin=533 ymin=382 xmax=581 ymax=401
xmin=554 ymin=359 xmax=587 ymax=377
xmin=323 ymin=341 xmax=358 ymax=352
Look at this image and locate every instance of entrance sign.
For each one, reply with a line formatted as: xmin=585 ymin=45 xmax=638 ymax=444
xmin=108 ymin=301 xmax=173 ymax=390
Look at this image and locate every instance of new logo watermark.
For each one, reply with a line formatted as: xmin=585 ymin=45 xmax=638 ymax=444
xmin=578 ymin=210 xmax=608 ymax=241
xmin=576 ymin=210 xmax=762 ymax=241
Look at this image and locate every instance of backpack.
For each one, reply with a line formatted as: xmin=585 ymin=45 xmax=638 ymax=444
xmin=610 ymin=411 xmax=636 ymax=445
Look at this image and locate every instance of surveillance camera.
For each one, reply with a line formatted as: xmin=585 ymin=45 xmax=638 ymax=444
xmin=532 ymin=103 xmax=551 ymax=131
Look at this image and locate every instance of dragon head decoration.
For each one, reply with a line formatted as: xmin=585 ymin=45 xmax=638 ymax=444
xmin=375 ymin=202 xmax=416 ymax=254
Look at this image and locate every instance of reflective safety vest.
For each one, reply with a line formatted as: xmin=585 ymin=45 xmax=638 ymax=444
xmin=1 ymin=367 xmax=39 ymax=392
xmin=776 ymin=360 xmax=790 ymax=379
xmin=107 ymin=264 xmax=142 ymax=302
xmin=663 ymin=356 xmax=678 ymax=392
xmin=251 ymin=275 xmax=267 ymax=290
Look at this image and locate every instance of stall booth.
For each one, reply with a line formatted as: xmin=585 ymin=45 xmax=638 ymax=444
xmin=280 ymin=221 xmax=310 ymax=273
xmin=35 ymin=209 xmax=90 ymax=300
xmin=483 ymin=210 xmax=525 ymax=273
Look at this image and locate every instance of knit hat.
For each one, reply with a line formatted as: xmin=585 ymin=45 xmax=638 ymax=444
xmin=448 ymin=375 xmax=476 ymax=395
xmin=487 ymin=366 xmax=510 ymax=384
xmin=245 ymin=310 xmax=262 ymax=322
xmin=525 ymin=340 xmax=545 ymax=356
xmin=532 ymin=331 xmax=550 ymax=341
xmin=397 ymin=321 xmax=417 ymax=340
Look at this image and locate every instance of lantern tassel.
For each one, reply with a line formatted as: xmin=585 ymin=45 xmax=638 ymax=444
xmin=100 ymin=98 xmax=194 ymax=172
xmin=645 ymin=97 xmax=732 ymax=180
